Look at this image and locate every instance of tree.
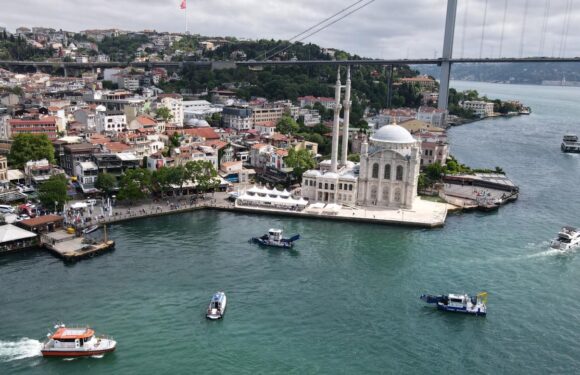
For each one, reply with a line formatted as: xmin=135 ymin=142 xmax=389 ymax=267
xmin=185 ymin=160 xmax=219 ymax=195
xmin=8 ymin=133 xmax=55 ymax=168
xmin=284 ymin=148 xmax=316 ymax=181
xmin=117 ymin=168 xmax=151 ymax=203
xmin=276 ymin=115 xmax=299 ymax=135
xmin=151 ymin=166 xmax=181 ymax=197
xmin=38 ymin=175 xmax=69 ymax=211
xmin=156 ymin=107 xmax=173 ymax=122
xmin=95 ymin=173 xmax=116 ymax=196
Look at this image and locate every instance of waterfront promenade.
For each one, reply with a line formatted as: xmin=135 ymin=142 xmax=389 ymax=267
xmin=70 ymin=193 xmax=448 ymax=229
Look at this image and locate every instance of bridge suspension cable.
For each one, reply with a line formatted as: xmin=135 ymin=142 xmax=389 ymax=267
xmin=498 ymin=0 xmax=508 ymax=57
xmin=559 ymin=0 xmax=574 ymax=57
xmin=261 ymin=0 xmax=367 ymax=59
xmin=519 ymin=0 xmax=529 ymax=58
xmin=459 ymin=0 xmax=469 ymax=58
xmin=479 ymin=0 xmax=488 ymax=59
xmin=539 ymin=0 xmax=551 ymax=56
xmin=264 ymin=0 xmax=375 ymax=60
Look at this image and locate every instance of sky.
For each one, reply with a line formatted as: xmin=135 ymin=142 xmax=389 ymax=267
xmin=2 ymin=0 xmax=579 ymax=59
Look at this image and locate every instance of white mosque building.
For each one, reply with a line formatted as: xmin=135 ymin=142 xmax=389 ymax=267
xmin=301 ymin=66 xmax=421 ymax=210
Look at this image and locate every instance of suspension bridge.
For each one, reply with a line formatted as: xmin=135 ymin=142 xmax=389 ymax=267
xmin=1 ymin=0 xmax=577 ymax=110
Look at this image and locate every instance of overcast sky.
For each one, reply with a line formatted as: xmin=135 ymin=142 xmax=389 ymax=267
xmin=2 ymin=0 xmax=579 ymax=59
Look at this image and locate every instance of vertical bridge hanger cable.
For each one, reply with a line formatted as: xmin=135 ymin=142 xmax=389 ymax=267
xmin=499 ymin=0 xmax=508 ymax=57
xmin=479 ymin=0 xmax=488 ymax=59
xmin=519 ymin=0 xmax=529 ymax=58
xmin=539 ymin=0 xmax=551 ymax=56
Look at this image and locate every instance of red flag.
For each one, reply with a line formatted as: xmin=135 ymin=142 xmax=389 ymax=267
xmin=180 ymin=0 xmax=186 ymax=9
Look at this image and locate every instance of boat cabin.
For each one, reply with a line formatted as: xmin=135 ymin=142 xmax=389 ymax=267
xmin=50 ymin=327 xmax=95 ymax=348
xmin=210 ymin=293 xmax=225 ymax=310
xmin=268 ymin=229 xmax=283 ymax=241
xmin=563 ymin=134 xmax=578 ymax=142
xmin=557 ymin=227 xmax=577 ymax=243
xmin=446 ymin=294 xmax=470 ymax=307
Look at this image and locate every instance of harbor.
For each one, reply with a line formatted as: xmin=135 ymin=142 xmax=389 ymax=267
xmin=1 ymin=81 xmax=580 ymax=373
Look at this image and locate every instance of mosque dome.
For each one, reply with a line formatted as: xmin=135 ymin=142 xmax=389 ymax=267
xmin=370 ymin=124 xmax=415 ymax=144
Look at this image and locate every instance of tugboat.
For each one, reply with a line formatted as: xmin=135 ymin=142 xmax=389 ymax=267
xmin=420 ymin=292 xmax=487 ymax=316
xmin=41 ymin=324 xmax=116 ymax=357
xmin=250 ymin=229 xmax=300 ymax=249
xmin=551 ymin=226 xmax=580 ymax=251
xmin=206 ymin=291 xmax=227 ymax=320
xmin=561 ymin=134 xmax=580 ymax=153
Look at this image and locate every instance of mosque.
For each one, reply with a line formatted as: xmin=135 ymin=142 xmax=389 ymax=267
xmin=301 ymin=67 xmax=421 ymax=210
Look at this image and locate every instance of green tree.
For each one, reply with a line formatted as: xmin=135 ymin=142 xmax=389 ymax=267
xmin=276 ymin=115 xmax=299 ymax=135
xmin=152 ymin=166 xmax=182 ymax=197
xmin=8 ymin=133 xmax=55 ymax=168
xmin=284 ymin=148 xmax=316 ymax=181
xmin=95 ymin=173 xmax=116 ymax=196
xmin=156 ymin=107 xmax=173 ymax=122
xmin=38 ymin=175 xmax=69 ymax=211
xmin=185 ymin=160 xmax=219 ymax=195
xmin=117 ymin=168 xmax=151 ymax=203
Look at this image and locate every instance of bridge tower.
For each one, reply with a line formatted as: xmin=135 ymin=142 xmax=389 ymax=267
xmin=438 ymin=0 xmax=458 ymax=111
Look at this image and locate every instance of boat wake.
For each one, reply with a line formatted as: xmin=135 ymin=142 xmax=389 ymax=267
xmin=0 ymin=338 xmax=42 ymax=362
xmin=526 ymin=248 xmax=566 ymax=258
xmin=91 ymin=354 xmax=105 ymax=359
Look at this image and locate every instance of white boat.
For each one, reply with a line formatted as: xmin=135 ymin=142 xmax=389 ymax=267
xmin=41 ymin=324 xmax=116 ymax=357
xmin=551 ymin=226 xmax=580 ymax=251
xmin=561 ymin=134 xmax=580 ymax=153
xmin=250 ymin=229 xmax=300 ymax=249
xmin=83 ymin=225 xmax=99 ymax=234
xmin=421 ymin=292 xmax=487 ymax=316
xmin=206 ymin=292 xmax=227 ymax=320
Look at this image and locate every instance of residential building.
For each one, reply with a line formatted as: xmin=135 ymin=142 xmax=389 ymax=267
xmin=74 ymin=161 xmax=99 ymax=193
xmin=299 ymin=109 xmax=322 ymax=127
xmin=95 ymin=110 xmax=127 ymax=134
xmin=460 ymin=101 xmax=495 ymax=118
xmin=222 ymin=106 xmax=253 ymax=131
xmin=61 ymin=143 xmax=100 ymax=176
xmin=417 ymin=106 xmax=446 ymax=128
xmin=156 ymin=94 xmax=184 ymax=126
xmin=298 ymin=96 xmax=336 ymax=110
xmin=399 ymin=75 xmax=436 ymax=90
xmin=8 ymin=117 xmax=58 ymax=140
xmin=255 ymin=123 xmax=276 ymax=136
xmin=251 ymin=104 xmax=285 ymax=127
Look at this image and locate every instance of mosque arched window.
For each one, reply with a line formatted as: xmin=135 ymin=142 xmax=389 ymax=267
xmin=370 ymin=186 xmax=378 ymax=202
xmin=382 ymin=187 xmax=389 ymax=202
xmin=384 ymin=164 xmax=391 ymax=180
xmin=396 ymin=166 xmax=404 ymax=181
xmin=372 ymin=163 xmax=379 ymax=178
xmin=394 ymin=188 xmax=401 ymax=202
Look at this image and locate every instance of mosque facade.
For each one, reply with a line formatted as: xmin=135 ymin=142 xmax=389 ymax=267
xmin=301 ymin=66 xmax=421 ymax=210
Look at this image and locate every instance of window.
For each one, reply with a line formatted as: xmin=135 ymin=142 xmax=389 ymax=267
xmin=394 ymin=188 xmax=401 ymax=202
xmin=330 ymin=184 xmax=334 ymax=190
xmin=372 ymin=163 xmax=379 ymax=178
xmin=324 ymin=183 xmax=328 ymax=190
xmin=339 ymin=183 xmax=343 ymax=190
xmin=396 ymin=166 xmax=404 ymax=181
xmin=384 ymin=164 xmax=391 ymax=180
xmin=319 ymin=183 xmax=322 ymax=189
xmin=382 ymin=187 xmax=389 ymax=202
xmin=349 ymin=184 xmax=353 ymax=191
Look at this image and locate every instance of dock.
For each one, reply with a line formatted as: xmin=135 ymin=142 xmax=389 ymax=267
xmin=40 ymin=227 xmax=115 ymax=262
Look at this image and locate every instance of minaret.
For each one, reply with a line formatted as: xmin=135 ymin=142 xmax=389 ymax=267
xmin=340 ymin=65 xmax=351 ymax=166
xmin=330 ymin=67 xmax=342 ymax=173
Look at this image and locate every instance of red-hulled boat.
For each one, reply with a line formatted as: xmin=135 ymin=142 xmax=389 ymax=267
xmin=41 ymin=324 xmax=116 ymax=357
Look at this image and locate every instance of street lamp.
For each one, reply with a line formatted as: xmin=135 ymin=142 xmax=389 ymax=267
xmin=54 ymin=201 xmax=58 ymax=215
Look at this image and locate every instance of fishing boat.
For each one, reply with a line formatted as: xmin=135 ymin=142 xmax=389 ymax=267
xmin=206 ymin=291 xmax=227 ymax=320
xmin=41 ymin=324 xmax=116 ymax=357
xmin=420 ymin=292 xmax=487 ymax=316
xmin=82 ymin=225 xmax=99 ymax=234
xmin=550 ymin=226 xmax=580 ymax=251
xmin=250 ymin=229 xmax=300 ymax=249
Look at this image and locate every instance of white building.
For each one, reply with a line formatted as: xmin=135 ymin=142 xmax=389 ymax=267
xmin=417 ymin=106 xmax=446 ymax=128
xmin=222 ymin=105 xmax=253 ymax=131
xmin=95 ymin=110 xmax=127 ymax=134
xmin=460 ymin=101 xmax=494 ymax=118
xmin=301 ymin=67 xmax=421 ymax=210
xmin=74 ymin=161 xmax=99 ymax=193
xmin=156 ymin=94 xmax=184 ymax=126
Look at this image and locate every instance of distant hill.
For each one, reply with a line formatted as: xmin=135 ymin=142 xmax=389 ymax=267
xmin=416 ymin=62 xmax=580 ymax=85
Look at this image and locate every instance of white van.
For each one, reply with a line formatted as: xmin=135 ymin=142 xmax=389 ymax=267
xmin=0 ymin=205 xmax=15 ymax=214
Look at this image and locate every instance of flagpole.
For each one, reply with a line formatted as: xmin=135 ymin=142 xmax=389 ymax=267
xmin=185 ymin=1 xmax=188 ymax=34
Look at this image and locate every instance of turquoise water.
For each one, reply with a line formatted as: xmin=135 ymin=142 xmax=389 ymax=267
xmin=1 ymin=82 xmax=580 ymax=374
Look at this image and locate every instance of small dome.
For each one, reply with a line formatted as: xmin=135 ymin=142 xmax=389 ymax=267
xmin=370 ymin=124 xmax=415 ymax=144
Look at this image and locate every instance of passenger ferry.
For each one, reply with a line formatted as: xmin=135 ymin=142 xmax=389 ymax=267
xmin=250 ymin=229 xmax=300 ymax=249
xmin=41 ymin=324 xmax=116 ymax=357
xmin=420 ymin=292 xmax=487 ymax=316
xmin=551 ymin=226 xmax=580 ymax=251
xmin=206 ymin=292 xmax=227 ymax=320
xmin=561 ymin=134 xmax=580 ymax=153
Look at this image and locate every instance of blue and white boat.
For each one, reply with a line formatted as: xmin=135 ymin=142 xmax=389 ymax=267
xmin=420 ymin=292 xmax=487 ymax=316
xmin=250 ymin=229 xmax=300 ymax=249
xmin=206 ymin=291 xmax=227 ymax=320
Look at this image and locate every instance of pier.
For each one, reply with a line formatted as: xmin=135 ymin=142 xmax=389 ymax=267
xmin=40 ymin=229 xmax=114 ymax=261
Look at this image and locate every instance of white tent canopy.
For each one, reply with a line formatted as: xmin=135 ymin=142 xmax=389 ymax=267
xmin=0 ymin=224 xmax=37 ymax=243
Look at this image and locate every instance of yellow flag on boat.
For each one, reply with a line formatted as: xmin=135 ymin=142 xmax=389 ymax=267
xmin=477 ymin=292 xmax=488 ymax=304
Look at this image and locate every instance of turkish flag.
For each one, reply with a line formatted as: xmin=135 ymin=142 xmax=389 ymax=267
xmin=180 ymin=0 xmax=186 ymax=9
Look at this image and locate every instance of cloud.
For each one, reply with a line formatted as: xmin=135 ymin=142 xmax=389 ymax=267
xmin=1 ymin=0 xmax=579 ymax=59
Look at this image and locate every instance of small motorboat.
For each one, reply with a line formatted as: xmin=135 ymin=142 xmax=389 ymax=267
xmin=551 ymin=226 xmax=580 ymax=251
xmin=420 ymin=292 xmax=487 ymax=316
xmin=250 ymin=229 xmax=300 ymax=249
xmin=206 ymin=291 xmax=227 ymax=320
xmin=82 ymin=225 xmax=99 ymax=234
xmin=41 ymin=324 xmax=116 ymax=357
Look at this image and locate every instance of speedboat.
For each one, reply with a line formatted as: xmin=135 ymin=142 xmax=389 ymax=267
xmin=83 ymin=225 xmax=99 ymax=234
xmin=250 ymin=229 xmax=300 ymax=249
xmin=41 ymin=324 xmax=116 ymax=357
xmin=551 ymin=226 xmax=580 ymax=251
xmin=206 ymin=292 xmax=227 ymax=320
xmin=561 ymin=134 xmax=580 ymax=153
xmin=420 ymin=292 xmax=487 ymax=316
